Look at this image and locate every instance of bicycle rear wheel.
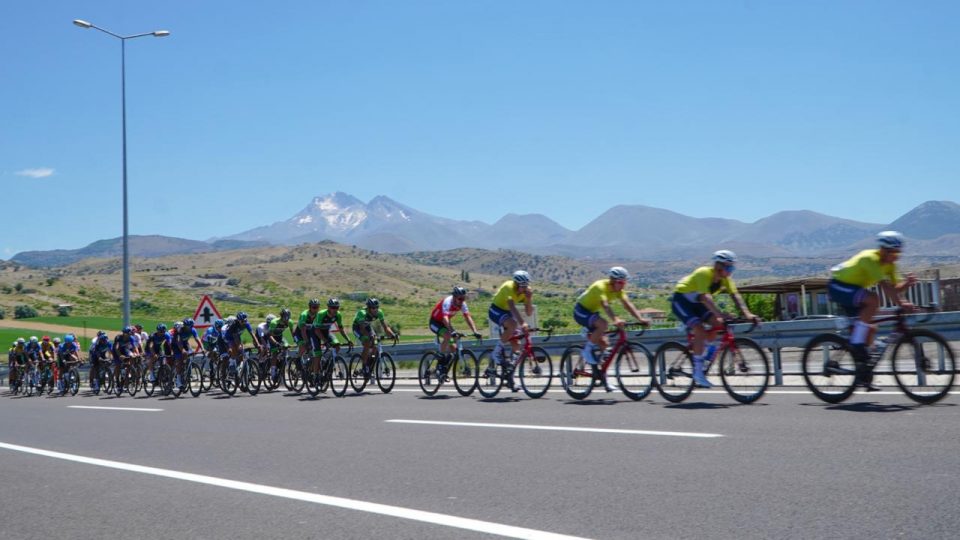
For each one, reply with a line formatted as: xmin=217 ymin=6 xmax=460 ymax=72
xmin=158 ymin=364 xmax=174 ymax=397
xmin=801 ymin=334 xmax=857 ymax=404
xmin=219 ymin=361 xmax=238 ymax=397
xmin=718 ymin=338 xmax=770 ymax=404
xmin=418 ymin=352 xmax=443 ymax=396
xmin=453 ymin=350 xmax=479 ymax=397
xmin=284 ymin=357 xmax=304 ymax=393
xmin=243 ymin=360 xmax=262 ymax=396
xmin=519 ymin=347 xmax=552 ymax=399
xmin=188 ymin=363 xmax=203 ymax=397
xmin=891 ymin=329 xmax=956 ymax=404
xmin=559 ymin=346 xmax=593 ymax=400
xmin=476 ymin=349 xmax=503 ymax=398
xmin=655 ymin=342 xmax=694 ymax=403
xmin=348 ymin=354 xmax=368 ymax=393
xmin=376 ymin=352 xmax=396 ymax=394
xmin=304 ymin=359 xmax=322 ymax=398
xmin=615 ymin=343 xmax=654 ymax=401
xmin=329 ymin=356 xmax=349 ymax=397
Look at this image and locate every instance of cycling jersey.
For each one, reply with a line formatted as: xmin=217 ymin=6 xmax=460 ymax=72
xmin=145 ymin=332 xmax=172 ymax=355
xmin=577 ymin=279 xmax=626 ymax=313
xmin=430 ymin=296 xmax=469 ymax=322
xmin=491 ymin=280 xmax=526 ymax=311
xmin=268 ymin=317 xmax=294 ymax=338
xmin=172 ymin=326 xmax=199 ymax=347
xmin=831 ymin=249 xmax=898 ymax=288
xmin=57 ymin=342 xmax=80 ymax=359
xmin=256 ymin=322 xmax=269 ymax=339
xmin=113 ymin=333 xmax=137 ymax=353
xmin=353 ymin=308 xmax=385 ymax=327
xmin=674 ymin=266 xmax=738 ymax=298
xmin=202 ymin=327 xmax=221 ymax=344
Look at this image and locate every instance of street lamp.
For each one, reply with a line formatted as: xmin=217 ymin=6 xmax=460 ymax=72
xmin=73 ymin=19 xmax=169 ymax=327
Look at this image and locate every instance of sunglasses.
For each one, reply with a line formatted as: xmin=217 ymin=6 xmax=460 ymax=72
xmin=724 ymin=264 xmax=736 ymax=273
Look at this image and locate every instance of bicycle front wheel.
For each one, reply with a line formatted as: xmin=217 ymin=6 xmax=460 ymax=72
xmin=615 ymin=343 xmax=654 ymax=401
xmin=348 ymin=354 xmax=368 ymax=393
xmin=68 ymin=368 xmax=80 ymax=396
xmin=718 ymin=338 xmax=770 ymax=404
xmin=188 ymin=363 xmax=203 ymax=397
xmin=801 ymin=334 xmax=857 ymax=404
xmin=519 ymin=347 xmax=552 ymax=399
xmin=453 ymin=350 xmax=479 ymax=397
xmin=376 ymin=352 xmax=396 ymax=394
xmin=418 ymin=352 xmax=443 ymax=396
xmin=329 ymin=356 xmax=349 ymax=397
xmin=891 ymin=329 xmax=956 ymax=404
xmin=559 ymin=346 xmax=593 ymax=400
xmin=654 ymin=342 xmax=694 ymax=403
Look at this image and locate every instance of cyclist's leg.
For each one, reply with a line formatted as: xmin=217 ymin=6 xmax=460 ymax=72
xmin=488 ymin=305 xmax=513 ymax=361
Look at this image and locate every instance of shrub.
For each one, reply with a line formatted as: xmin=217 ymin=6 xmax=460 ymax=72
xmin=128 ymin=299 xmax=159 ymax=315
xmin=57 ymin=306 xmax=73 ymax=317
xmin=14 ymin=305 xmax=38 ymax=319
xmin=0 ymin=307 xmax=5 ymax=319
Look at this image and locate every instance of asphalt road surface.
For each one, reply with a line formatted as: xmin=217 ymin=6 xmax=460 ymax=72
xmin=2 ymin=384 xmax=958 ymax=539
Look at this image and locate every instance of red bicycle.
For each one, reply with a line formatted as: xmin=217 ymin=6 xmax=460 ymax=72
xmin=476 ymin=327 xmax=553 ymax=399
xmin=559 ymin=322 xmax=654 ymax=400
xmin=655 ymin=319 xmax=769 ymax=403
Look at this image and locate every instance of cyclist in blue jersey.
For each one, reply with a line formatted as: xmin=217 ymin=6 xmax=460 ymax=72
xmin=170 ymin=318 xmax=202 ymax=389
xmin=144 ymin=324 xmax=173 ymax=383
xmin=88 ymin=331 xmax=113 ymax=391
xmin=223 ymin=312 xmax=259 ymax=373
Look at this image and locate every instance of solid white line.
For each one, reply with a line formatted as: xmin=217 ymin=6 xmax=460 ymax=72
xmin=0 ymin=441 xmax=590 ymax=540
xmin=67 ymin=406 xmax=163 ymax=412
xmin=387 ymin=419 xmax=723 ymax=438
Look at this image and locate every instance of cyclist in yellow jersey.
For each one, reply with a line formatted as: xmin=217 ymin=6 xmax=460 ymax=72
xmin=670 ymin=250 xmax=759 ymax=388
xmin=828 ymin=231 xmax=916 ymax=390
xmin=574 ymin=267 xmax=651 ymax=390
xmin=489 ymin=271 xmax=535 ymax=369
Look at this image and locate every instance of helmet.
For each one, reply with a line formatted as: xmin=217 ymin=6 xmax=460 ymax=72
xmin=17 ymin=338 xmax=25 ymax=345
xmin=608 ymin=266 xmax=630 ymax=280
xmin=53 ymin=337 xmax=61 ymax=344
xmin=236 ymin=311 xmax=248 ymax=322
xmin=183 ymin=318 xmax=194 ymax=328
xmin=712 ymin=250 xmax=737 ymax=264
xmin=214 ymin=318 xmax=225 ymax=329
xmin=173 ymin=322 xmax=183 ymax=331
xmin=123 ymin=326 xmax=133 ymax=334
xmin=877 ymin=230 xmax=904 ymax=250
xmin=308 ymin=298 xmax=321 ymax=308
xmin=452 ymin=286 xmax=467 ymax=298
xmin=512 ymin=270 xmax=531 ymax=286
xmin=265 ymin=314 xmax=277 ymax=324
xmin=134 ymin=324 xmax=143 ymax=332
xmin=98 ymin=334 xmax=108 ymax=342
xmin=65 ymin=335 xmax=75 ymax=343
xmin=280 ymin=308 xmax=291 ymax=320
xmin=30 ymin=336 xmax=38 ymax=343
xmin=96 ymin=330 xmax=106 ymax=337
xmin=366 ymin=298 xmax=380 ymax=308
xmin=42 ymin=335 xmax=50 ymax=342
xmin=156 ymin=323 xmax=167 ymax=333
xmin=327 ymin=298 xmax=340 ymax=308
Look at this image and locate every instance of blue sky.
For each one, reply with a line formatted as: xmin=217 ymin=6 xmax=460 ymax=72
xmin=3 ymin=1 xmax=958 ymax=256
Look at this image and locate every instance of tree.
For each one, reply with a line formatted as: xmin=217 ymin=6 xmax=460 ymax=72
xmin=14 ymin=305 xmax=38 ymax=319
xmin=743 ymin=293 xmax=776 ymax=321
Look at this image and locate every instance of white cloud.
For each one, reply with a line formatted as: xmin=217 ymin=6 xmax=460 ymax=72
xmin=15 ymin=167 xmax=55 ymax=179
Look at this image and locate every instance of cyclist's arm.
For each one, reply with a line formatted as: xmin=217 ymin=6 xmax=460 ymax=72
xmin=620 ymin=297 xmax=651 ymax=326
xmin=730 ymin=293 xmax=760 ymax=322
xmin=600 ymin=299 xmax=623 ymax=327
xmin=698 ymin=293 xmax=727 ymax=321
xmin=462 ymin=312 xmax=480 ymax=335
xmin=506 ymin=298 xmax=528 ymax=330
xmin=879 ymin=280 xmax=915 ymax=311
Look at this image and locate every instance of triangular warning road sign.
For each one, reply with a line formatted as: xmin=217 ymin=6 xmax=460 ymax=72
xmin=192 ymin=295 xmax=222 ymax=329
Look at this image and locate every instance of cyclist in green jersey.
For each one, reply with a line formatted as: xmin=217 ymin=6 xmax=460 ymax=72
xmin=265 ymin=308 xmax=296 ymax=379
xmin=352 ymin=298 xmax=398 ymax=379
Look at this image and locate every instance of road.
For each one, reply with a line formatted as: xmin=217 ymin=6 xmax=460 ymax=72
xmin=1 ymin=384 xmax=958 ymax=539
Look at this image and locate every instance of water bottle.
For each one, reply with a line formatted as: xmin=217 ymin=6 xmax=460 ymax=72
xmin=705 ymin=343 xmax=718 ymax=362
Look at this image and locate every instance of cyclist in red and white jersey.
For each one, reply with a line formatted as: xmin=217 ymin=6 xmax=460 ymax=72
xmin=429 ymin=286 xmax=481 ymax=360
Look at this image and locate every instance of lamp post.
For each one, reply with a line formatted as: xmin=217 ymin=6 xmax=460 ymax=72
xmin=73 ymin=19 xmax=169 ymax=327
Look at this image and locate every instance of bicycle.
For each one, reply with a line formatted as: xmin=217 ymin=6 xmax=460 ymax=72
xmin=57 ymin=357 xmax=82 ymax=397
xmin=559 ymin=322 xmax=655 ymax=401
xmin=36 ymin=358 xmax=56 ymax=395
xmin=259 ymin=343 xmax=292 ymax=392
xmin=418 ymin=331 xmax=480 ymax=397
xmin=112 ymin=354 xmax=141 ymax=397
xmin=655 ymin=319 xmax=769 ymax=404
xmin=477 ymin=327 xmax=553 ymax=399
xmin=301 ymin=340 xmax=350 ymax=398
xmin=89 ymin=354 xmax=114 ymax=396
xmin=801 ymin=306 xmax=956 ymax=404
xmin=142 ymin=354 xmax=171 ymax=398
xmin=348 ymin=330 xmax=398 ymax=394
xmin=186 ymin=352 xmax=206 ymax=398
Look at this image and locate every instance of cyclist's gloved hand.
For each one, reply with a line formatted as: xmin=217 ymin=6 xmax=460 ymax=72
xmin=473 ymin=333 xmax=483 ymax=340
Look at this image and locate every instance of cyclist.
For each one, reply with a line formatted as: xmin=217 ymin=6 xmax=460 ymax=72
xmin=575 ymin=267 xmax=652 ymax=391
xmin=265 ymin=308 xmax=296 ymax=380
xmin=671 ymin=250 xmax=760 ymax=388
xmin=489 ymin=271 xmax=535 ymax=367
xmin=24 ymin=336 xmax=43 ymax=365
xmin=256 ymin=314 xmax=276 ymax=357
xmin=429 ymin=286 xmax=482 ymax=368
xmin=133 ymin=324 xmax=148 ymax=356
xmin=57 ymin=334 xmax=82 ymax=393
xmin=828 ymin=231 xmax=916 ymax=390
xmin=202 ymin=319 xmax=225 ymax=356
xmin=111 ymin=327 xmax=140 ymax=391
xmin=223 ymin=311 xmax=259 ymax=373
xmin=40 ymin=336 xmax=57 ymax=362
xmin=352 ymin=298 xmax=398 ymax=380
xmin=298 ymin=299 xmax=350 ymax=377
xmin=144 ymin=324 xmax=173 ymax=383
xmin=9 ymin=338 xmax=28 ymax=390
xmin=88 ymin=331 xmax=113 ymax=391
xmin=171 ymin=318 xmax=202 ymax=389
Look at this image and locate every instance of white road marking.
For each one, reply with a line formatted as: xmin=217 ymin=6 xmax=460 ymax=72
xmin=387 ymin=419 xmax=723 ymax=438
xmin=0 ymin=441 xmax=591 ymax=540
xmin=68 ymin=406 xmax=163 ymax=412
xmin=389 ymin=388 xmax=958 ymax=396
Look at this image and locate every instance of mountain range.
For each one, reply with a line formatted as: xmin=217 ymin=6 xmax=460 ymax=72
xmin=10 ymin=194 xmax=960 ymax=267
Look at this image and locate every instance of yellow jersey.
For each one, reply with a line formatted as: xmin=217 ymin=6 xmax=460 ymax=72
xmin=831 ymin=249 xmax=898 ymax=288
xmin=674 ymin=266 xmax=738 ymax=296
xmin=577 ymin=279 xmax=626 ymax=312
xmin=491 ymin=280 xmax=527 ymax=311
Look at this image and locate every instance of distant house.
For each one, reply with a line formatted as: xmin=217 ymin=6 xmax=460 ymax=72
xmin=638 ymin=308 xmax=667 ymax=324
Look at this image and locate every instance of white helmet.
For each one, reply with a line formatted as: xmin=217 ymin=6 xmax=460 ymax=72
xmin=712 ymin=250 xmax=737 ymax=264
xmin=608 ymin=266 xmax=630 ymax=280
xmin=265 ymin=313 xmax=277 ymax=323
xmin=29 ymin=336 xmax=38 ymax=343
xmin=876 ymin=231 xmax=904 ymax=250
xmin=512 ymin=270 xmax=531 ymax=286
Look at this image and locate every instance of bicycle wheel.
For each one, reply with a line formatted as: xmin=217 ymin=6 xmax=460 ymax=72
xmin=418 ymin=352 xmax=443 ymax=396
xmin=376 ymin=352 xmax=396 ymax=394
xmin=304 ymin=358 xmax=322 ymax=398
xmin=244 ymin=360 xmax=262 ymax=396
xmin=615 ymin=343 xmax=654 ymax=401
xmin=348 ymin=354 xmax=368 ymax=393
xmin=142 ymin=366 xmax=157 ymax=397
xmin=329 ymin=356 xmax=349 ymax=397
xmin=453 ymin=350 xmax=479 ymax=397
xmin=476 ymin=349 xmax=503 ymax=398
xmin=284 ymin=357 xmax=303 ymax=393
xmin=718 ymin=338 xmax=770 ymax=404
xmin=68 ymin=368 xmax=80 ymax=396
xmin=655 ymin=342 xmax=694 ymax=403
xmin=158 ymin=364 xmax=174 ymax=397
xmin=559 ymin=346 xmax=593 ymax=400
xmin=801 ymin=334 xmax=857 ymax=404
xmin=126 ymin=365 xmax=140 ymax=397
xmin=219 ymin=361 xmax=238 ymax=397
xmin=891 ymin=329 xmax=956 ymax=404
xmin=187 ymin=363 xmax=203 ymax=397
xmin=519 ymin=347 xmax=553 ymax=399
xmin=99 ymin=365 xmax=114 ymax=395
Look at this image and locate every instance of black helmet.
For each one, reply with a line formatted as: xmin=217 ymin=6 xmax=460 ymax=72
xmin=452 ymin=286 xmax=467 ymax=298
xmin=308 ymin=298 xmax=321 ymax=308
xmin=183 ymin=318 xmax=195 ymax=328
xmin=327 ymin=298 xmax=340 ymax=308
xmin=156 ymin=323 xmax=167 ymax=333
xmin=280 ymin=308 xmax=291 ymax=319
xmin=366 ymin=298 xmax=380 ymax=308
xmin=236 ymin=311 xmax=248 ymax=322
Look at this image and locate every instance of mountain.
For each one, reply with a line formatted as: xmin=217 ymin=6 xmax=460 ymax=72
xmin=11 ymin=236 xmax=268 ymax=268
xmin=481 ymin=214 xmax=572 ymax=248
xmin=888 ymin=201 xmax=960 ymax=240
